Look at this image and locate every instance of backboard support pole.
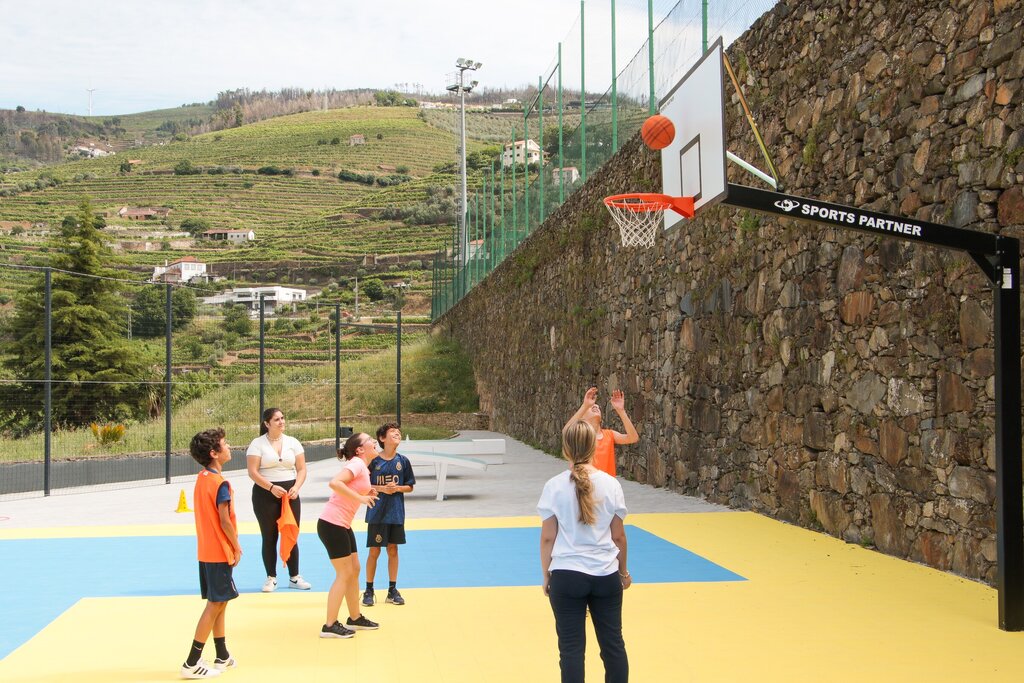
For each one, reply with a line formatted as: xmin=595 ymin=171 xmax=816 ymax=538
xmin=723 ymin=182 xmax=1024 ymax=631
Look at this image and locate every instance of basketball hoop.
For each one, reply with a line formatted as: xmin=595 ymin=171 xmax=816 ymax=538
xmin=603 ymin=193 xmax=695 ymax=247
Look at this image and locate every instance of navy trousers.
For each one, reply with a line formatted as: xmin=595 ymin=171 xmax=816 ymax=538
xmin=548 ymin=569 xmax=628 ymax=683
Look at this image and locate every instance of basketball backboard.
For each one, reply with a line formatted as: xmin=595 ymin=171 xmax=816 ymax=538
xmin=659 ymin=37 xmax=728 ymax=230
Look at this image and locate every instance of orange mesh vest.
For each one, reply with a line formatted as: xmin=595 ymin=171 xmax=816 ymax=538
xmin=194 ymin=469 xmax=237 ymax=563
xmin=592 ymin=429 xmax=616 ymax=477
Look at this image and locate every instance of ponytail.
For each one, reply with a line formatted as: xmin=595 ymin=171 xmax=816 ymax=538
xmin=562 ymin=420 xmax=597 ymax=525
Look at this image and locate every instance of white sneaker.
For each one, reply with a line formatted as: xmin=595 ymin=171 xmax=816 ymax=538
xmin=213 ymin=656 xmax=236 ymax=671
xmin=181 ymin=659 xmax=221 ymax=679
xmin=261 ymin=576 xmax=277 ymax=593
xmin=289 ymin=575 xmax=311 ymax=590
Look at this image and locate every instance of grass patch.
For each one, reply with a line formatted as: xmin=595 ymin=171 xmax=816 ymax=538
xmin=0 ymin=335 xmax=477 ymax=463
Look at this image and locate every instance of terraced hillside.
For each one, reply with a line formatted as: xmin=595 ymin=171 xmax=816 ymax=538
xmin=0 ymin=107 xmax=486 ymax=273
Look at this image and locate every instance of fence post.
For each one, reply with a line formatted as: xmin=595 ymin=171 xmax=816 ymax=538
xmin=611 ymin=0 xmax=618 ymax=152
xmin=43 ymin=268 xmax=51 ymax=496
xmin=483 ymin=169 xmax=490 ymax=274
xmin=539 ymin=75 xmax=545 ymax=224
xmin=702 ymin=0 xmax=708 ymax=52
xmin=259 ymin=293 xmax=265 ymax=420
xmin=165 ymin=283 xmax=172 ymax=484
xmin=580 ymin=0 xmax=587 ymax=181
xmin=500 ymin=157 xmax=506 ymax=261
xmin=558 ymin=42 xmax=564 ymax=204
xmin=396 ymin=310 xmax=402 ymax=427
xmin=490 ymin=164 xmax=498 ymax=270
xmin=335 ymin=304 xmax=341 ymax=453
xmin=473 ymin=191 xmax=480 ymax=286
xmin=648 ymin=0 xmax=656 ymax=115
xmin=524 ymin=111 xmax=530 ymax=234
xmin=511 ymin=126 xmax=517 ymax=247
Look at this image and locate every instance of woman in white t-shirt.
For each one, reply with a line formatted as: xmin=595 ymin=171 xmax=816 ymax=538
xmin=539 ymin=420 xmax=631 ymax=683
xmin=246 ymin=407 xmax=310 ymax=593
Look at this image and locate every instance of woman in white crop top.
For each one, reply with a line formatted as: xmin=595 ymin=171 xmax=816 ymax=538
xmin=246 ymin=407 xmax=310 ymax=593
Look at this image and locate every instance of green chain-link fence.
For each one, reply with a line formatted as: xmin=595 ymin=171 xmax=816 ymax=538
xmin=432 ymin=0 xmax=778 ymax=319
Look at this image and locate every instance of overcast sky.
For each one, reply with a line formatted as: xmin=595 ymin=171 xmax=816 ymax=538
xmin=0 ymin=0 xmax=674 ymax=116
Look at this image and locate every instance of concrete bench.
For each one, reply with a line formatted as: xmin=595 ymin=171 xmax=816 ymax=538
xmin=400 ymin=438 xmax=505 ymax=465
xmin=400 ymin=449 xmax=488 ymax=501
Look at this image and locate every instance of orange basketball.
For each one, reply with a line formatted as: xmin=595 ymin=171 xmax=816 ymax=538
xmin=641 ymin=114 xmax=675 ymax=150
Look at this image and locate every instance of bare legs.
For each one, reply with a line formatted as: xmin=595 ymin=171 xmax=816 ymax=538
xmin=326 ymin=553 xmax=362 ymax=625
xmin=193 ymin=600 xmax=227 ymax=641
xmin=365 ymin=544 xmax=400 ymax=583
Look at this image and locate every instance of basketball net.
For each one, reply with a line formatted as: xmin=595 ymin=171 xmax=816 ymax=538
xmin=603 ymin=193 xmax=694 ymax=247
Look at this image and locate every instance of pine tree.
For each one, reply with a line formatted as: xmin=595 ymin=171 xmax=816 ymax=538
xmin=0 ymin=199 xmax=152 ymax=432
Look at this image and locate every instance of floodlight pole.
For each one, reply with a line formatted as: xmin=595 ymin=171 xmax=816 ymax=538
xmin=448 ymin=59 xmax=481 ymax=270
xmin=724 ymin=183 xmax=1024 ymax=630
xmin=459 ymin=83 xmax=468 ymax=267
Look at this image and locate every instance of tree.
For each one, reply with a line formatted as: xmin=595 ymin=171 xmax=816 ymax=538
xmin=180 ymin=217 xmax=211 ymax=236
xmin=223 ymin=303 xmax=253 ymax=335
xmin=0 ymin=199 xmax=152 ymax=431
xmin=362 ymin=278 xmax=385 ymax=301
xmin=130 ymin=286 xmax=197 ymax=337
xmin=174 ymin=159 xmax=200 ymax=175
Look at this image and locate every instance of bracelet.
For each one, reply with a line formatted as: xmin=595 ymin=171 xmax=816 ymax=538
xmin=619 ymin=570 xmax=630 ymax=578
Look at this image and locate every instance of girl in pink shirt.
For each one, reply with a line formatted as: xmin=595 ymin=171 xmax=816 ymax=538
xmin=316 ymin=433 xmax=380 ymax=638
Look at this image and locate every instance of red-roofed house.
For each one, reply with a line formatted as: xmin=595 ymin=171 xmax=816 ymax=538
xmin=118 ymin=206 xmax=172 ymax=220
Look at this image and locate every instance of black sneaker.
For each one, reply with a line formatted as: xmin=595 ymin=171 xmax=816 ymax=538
xmin=361 ymin=588 xmax=375 ymax=607
xmin=386 ymin=588 xmax=405 ymax=606
xmin=320 ymin=622 xmax=355 ymax=639
xmin=346 ymin=614 xmax=379 ymax=630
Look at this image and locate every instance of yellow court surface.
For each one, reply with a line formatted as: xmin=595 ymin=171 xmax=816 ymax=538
xmin=1 ymin=512 xmax=1022 ymax=682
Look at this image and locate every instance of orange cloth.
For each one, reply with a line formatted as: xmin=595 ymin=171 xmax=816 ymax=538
xmin=194 ymin=469 xmax=237 ymax=563
xmin=592 ymin=429 xmax=617 ymax=477
xmin=278 ymin=496 xmax=299 ymax=566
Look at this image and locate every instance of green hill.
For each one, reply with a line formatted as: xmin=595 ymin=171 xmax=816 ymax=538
xmin=0 ymin=106 xmax=497 ymax=303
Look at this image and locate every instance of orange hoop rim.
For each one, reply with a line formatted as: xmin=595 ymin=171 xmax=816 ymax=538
xmin=603 ymin=192 xmax=694 ymax=218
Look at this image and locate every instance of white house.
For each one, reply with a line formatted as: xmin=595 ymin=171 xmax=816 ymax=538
xmin=71 ymin=144 xmax=113 ymax=158
xmin=551 ymin=166 xmax=580 ymax=185
xmin=152 ymin=257 xmax=207 ymax=283
xmin=203 ymin=228 xmax=255 ymax=243
xmin=201 ymin=286 xmax=306 ymax=316
xmin=502 ymin=139 xmax=542 ymax=167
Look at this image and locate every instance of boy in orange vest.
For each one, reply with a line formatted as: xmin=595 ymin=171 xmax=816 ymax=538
xmin=181 ymin=428 xmax=243 ymax=679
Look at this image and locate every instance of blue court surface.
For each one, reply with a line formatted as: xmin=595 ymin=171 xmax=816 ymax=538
xmin=0 ymin=525 xmax=742 ymax=659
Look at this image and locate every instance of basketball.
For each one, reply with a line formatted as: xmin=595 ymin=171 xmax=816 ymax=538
xmin=641 ymin=114 xmax=675 ymax=150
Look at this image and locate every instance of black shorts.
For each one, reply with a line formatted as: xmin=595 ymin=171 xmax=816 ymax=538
xmin=198 ymin=562 xmax=238 ymax=602
xmin=318 ymin=518 xmax=358 ymax=559
xmin=366 ymin=523 xmax=407 ymax=547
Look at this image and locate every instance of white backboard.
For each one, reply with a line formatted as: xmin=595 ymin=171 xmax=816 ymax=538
xmin=659 ymin=37 xmax=728 ymax=230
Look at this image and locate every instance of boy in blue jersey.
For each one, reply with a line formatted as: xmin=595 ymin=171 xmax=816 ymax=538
xmin=362 ymin=422 xmax=415 ymax=606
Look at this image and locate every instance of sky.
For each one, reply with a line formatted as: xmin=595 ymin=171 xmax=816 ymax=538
xmin=0 ymin=0 xmax=673 ymax=116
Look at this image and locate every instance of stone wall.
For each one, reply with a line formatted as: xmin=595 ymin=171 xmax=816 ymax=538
xmin=437 ymin=0 xmax=1023 ymax=584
